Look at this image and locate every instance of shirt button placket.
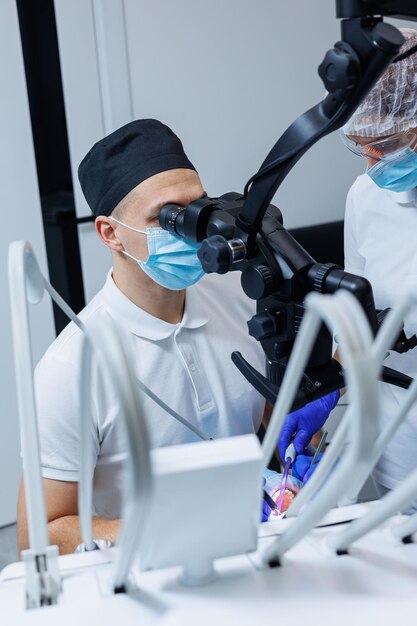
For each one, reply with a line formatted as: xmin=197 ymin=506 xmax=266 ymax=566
xmin=174 ymin=328 xmax=213 ymax=410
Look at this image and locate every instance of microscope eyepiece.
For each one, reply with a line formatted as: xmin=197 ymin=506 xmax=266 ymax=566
xmin=159 ymin=204 xmax=187 ymax=238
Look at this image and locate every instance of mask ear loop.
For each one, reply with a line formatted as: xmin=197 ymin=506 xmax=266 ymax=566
xmin=108 ymin=215 xmax=147 ymax=235
xmin=121 ymin=249 xmax=146 ymax=265
xmin=107 ymin=216 xmax=149 ymax=263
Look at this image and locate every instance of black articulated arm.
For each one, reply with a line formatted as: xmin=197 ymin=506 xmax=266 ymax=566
xmin=159 ymin=1 xmax=417 ymax=407
xmin=237 ymin=17 xmax=403 ymax=237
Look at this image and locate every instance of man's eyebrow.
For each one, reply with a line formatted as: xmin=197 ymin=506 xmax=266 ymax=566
xmin=154 ymin=191 xmax=207 ymax=215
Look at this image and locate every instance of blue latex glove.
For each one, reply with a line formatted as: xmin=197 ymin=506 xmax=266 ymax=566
xmin=278 ymin=390 xmax=340 ymax=461
xmin=292 ymin=453 xmax=323 ymax=484
xmin=304 ymin=462 xmax=321 ymax=484
xmin=261 ymin=496 xmax=272 ymax=522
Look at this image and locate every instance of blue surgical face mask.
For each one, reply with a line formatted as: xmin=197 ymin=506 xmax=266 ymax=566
xmin=109 ymin=217 xmax=205 ymax=290
xmin=367 ymin=147 xmax=417 ymax=192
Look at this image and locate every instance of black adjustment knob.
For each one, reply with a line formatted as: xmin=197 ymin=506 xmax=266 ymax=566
xmin=198 ymin=235 xmax=232 ymax=274
xmin=312 ymin=262 xmax=338 ymax=293
xmin=241 ymin=265 xmax=280 ymax=299
xmin=247 ymin=312 xmax=279 ymax=341
xmin=372 ymin=22 xmax=404 ymax=55
xmin=318 ymin=42 xmax=359 ymax=93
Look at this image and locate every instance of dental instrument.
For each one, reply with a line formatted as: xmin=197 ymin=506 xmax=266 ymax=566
xmin=275 ymin=457 xmax=292 ymax=513
xmin=310 ymin=430 xmax=328 ymax=467
xmin=263 ymin=490 xmax=277 ymax=511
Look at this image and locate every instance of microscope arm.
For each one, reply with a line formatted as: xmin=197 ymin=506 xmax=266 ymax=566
xmin=237 ymin=18 xmax=404 ymax=239
xmin=233 ymin=350 xmax=412 ymax=407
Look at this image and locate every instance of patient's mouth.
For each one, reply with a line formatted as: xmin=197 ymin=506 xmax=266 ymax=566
xmin=270 ymin=487 xmax=296 ymax=515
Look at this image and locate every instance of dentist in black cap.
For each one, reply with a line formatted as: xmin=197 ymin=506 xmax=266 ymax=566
xmin=17 ymin=119 xmax=268 ymax=554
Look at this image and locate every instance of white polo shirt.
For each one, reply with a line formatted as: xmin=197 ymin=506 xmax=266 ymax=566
xmin=35 ymin=270 xmax=266 ymax=518
xmin=344 ymin=173 xmax=417 ymax=491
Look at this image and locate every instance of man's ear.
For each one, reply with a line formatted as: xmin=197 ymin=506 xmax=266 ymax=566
xmin=95 ymin=216 xmax=124 ymax=252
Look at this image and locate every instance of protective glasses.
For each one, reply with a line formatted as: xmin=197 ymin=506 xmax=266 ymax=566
xmin=340 ymin=130 xmax=417 ymax=160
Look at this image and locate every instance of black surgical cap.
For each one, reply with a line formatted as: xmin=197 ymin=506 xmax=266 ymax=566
xmin=78 ymin=119 xmax=196 ymax=217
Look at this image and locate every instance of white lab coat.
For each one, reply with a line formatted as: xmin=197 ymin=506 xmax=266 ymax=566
xmin=344 ymin=173 xmax=417 ymax=493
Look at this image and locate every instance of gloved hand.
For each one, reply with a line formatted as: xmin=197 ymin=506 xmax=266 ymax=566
xmin=291 ymin=453 xmax=323 ymax=484
xmin=278 ymin=390 xmax=340 ymax=461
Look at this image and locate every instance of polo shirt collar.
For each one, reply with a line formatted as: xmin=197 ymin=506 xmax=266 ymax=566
xmin=389 ymin=187 xmax=417 ymax=206
xmin=102 ymin=271 xmax=209 ymax=340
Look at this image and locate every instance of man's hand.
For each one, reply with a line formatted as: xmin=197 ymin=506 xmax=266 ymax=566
xmin=278 ymin=390 xmax=340 ymax=461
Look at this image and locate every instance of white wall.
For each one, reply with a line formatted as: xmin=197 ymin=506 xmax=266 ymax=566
xmin=0 ymin=0 xmax=55 ymax=526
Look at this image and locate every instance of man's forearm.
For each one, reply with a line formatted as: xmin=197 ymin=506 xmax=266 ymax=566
xmin=47 ymin=516 xmax=120 ymax=555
